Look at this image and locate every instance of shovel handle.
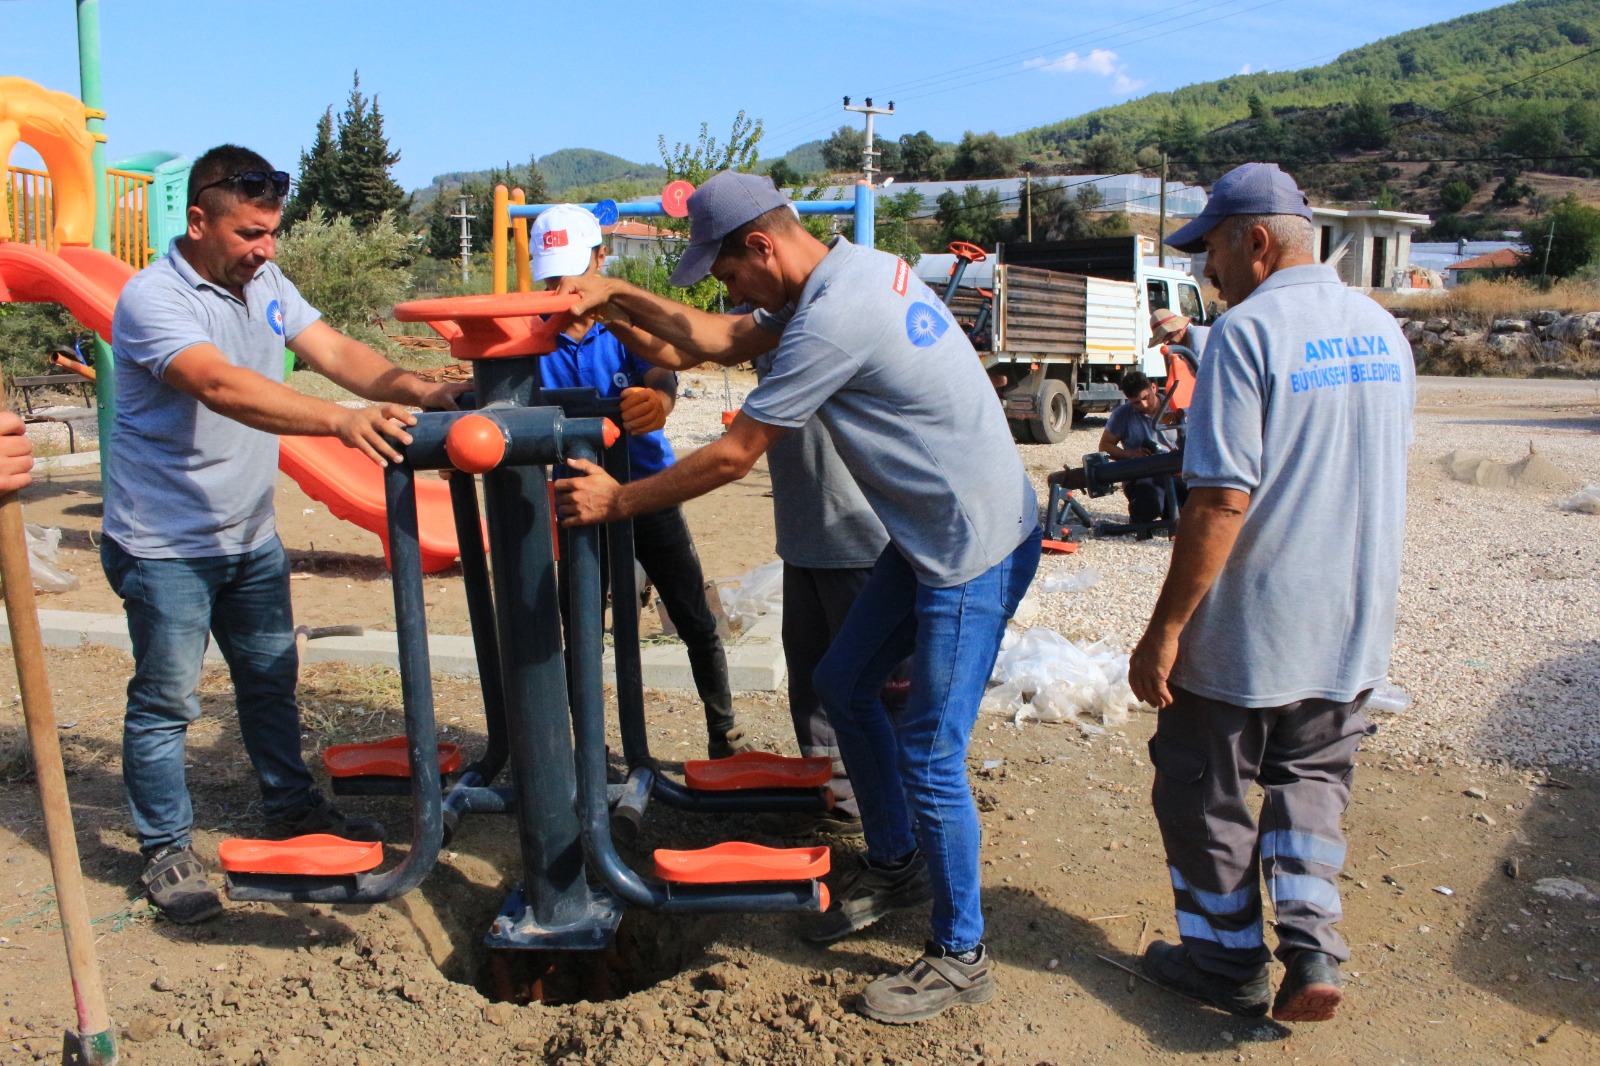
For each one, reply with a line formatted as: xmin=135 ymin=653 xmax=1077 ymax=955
xmin=0 ymin=494 xmax=117 ymax=1063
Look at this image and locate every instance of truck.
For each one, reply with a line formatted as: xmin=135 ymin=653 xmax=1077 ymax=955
xmin=941 ymin=235 xmax=1214 ymax=444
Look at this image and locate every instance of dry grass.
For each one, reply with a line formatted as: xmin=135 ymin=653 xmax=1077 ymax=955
xmin=1385 ymin=278 xmax=1600 ymax=326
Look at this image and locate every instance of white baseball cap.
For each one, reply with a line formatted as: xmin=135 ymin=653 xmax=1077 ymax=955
xmin=530 ymin=204 xmax=603 ymax=281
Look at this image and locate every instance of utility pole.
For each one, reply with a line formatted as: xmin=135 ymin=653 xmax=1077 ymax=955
xmin=843 ymin=97 xmax=894 ymax=187
xmin=1158 ymin=152 xmax=1169 ymax=269
xmin=1020 ymin=161 xmax=1035 ymax=242
xmin=1540 ymin=217 xmax=1556 ymax=289
xmin=449 ymin=193 xmax=474 ymax=287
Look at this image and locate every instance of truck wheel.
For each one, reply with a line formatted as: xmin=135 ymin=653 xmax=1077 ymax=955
xmin=1007 ymin=418 xmax=1034 ymax=444
xmin=1028 ymin=380 xmax=1073 ymax=444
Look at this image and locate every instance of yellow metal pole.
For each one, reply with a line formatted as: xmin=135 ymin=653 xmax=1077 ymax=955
xmin=492 ymin=184 xmax=509 ymax=295
xmin=511 ymin=187 xmax=531 ymax=293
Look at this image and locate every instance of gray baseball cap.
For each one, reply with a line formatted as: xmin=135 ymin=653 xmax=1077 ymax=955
xmin=1165 ymin=162 xmax=1314 ymax=254
xmin=668 ymin=170 xmax=791 ymax=287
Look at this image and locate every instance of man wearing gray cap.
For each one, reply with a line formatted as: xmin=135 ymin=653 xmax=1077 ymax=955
xmin=1127 ymin=162 xmax=1413 ymax=1022
xmin=554 ymin=170 xmax=1041 ymax=1024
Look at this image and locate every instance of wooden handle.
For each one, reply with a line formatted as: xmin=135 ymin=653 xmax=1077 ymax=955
xmin=0 ymin=495 xmax=117 ymax=1063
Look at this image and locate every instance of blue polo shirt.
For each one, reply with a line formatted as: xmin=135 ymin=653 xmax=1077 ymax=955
xmin=538 ymin=323 xmax=675 ymax=476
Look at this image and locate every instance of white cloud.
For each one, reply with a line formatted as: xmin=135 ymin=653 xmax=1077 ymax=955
xmin=1238 ymin=62 xmax=1254 ymax=75
xmin=1026 ymin=48 xmax=1146 ymax=94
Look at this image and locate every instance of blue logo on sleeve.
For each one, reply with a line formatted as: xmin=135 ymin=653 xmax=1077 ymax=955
xmin=267 ymin=299 xmax=285 ymax=336
xmin=905 ymin=301 xmax=949 ymax=348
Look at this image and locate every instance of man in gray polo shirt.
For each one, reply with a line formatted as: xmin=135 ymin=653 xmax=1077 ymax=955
xmin=1127 ymin=162 xmax=1413 ymax=1023
xmin=554 ymin=171 xmax=1040 ymax=1024
xmin=104 ymin=144 xmax=466 ymax=924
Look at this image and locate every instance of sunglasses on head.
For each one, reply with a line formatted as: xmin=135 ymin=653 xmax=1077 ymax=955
xmin=190 ymin=170 xmax=291 ymax=206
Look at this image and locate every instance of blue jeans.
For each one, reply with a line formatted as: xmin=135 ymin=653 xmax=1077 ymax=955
xmin=102 ymin=535 xmax=312 ymax=855
xmin=814 ymin=526 xmax=1042 ymax=952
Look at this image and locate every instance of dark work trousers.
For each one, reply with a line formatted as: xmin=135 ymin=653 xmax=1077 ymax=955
xmin=560 ymin=505 xmax=734 ymax=742
xmin=1147 ymin=685 xmax=1374 ymax=983
xmin=782 ymin=564 xmax=873 ymax=818
xmin=1125 ymin=476 xmax=1188 ymax=525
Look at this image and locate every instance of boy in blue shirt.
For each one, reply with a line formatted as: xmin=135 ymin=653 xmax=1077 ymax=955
xmin=532 ymin=205 xmax=747 ymax=758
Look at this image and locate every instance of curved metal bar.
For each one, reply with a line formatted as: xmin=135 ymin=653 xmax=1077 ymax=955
xmin=228 ymin=465 xmax=444 ymax=903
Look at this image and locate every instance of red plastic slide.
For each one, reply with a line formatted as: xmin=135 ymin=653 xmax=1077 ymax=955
xmin=0 ymin=242 xmax=472 ymax=573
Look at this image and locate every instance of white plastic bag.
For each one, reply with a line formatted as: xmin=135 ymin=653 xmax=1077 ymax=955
xmin=25 ymin=524 xmax=78 ymax=593
xmin=1040 ymin=567 xmax=1101 ymax=594
xmin=715 ymin=559 xmax=784 ymax=631
xmin=1558 ymin=485 xmax=1600 ymax=515
xmin=983 ymin=625 xmax=1145 ymax=732
xmin=1364 ymin=679 xmax=1412 ymax=715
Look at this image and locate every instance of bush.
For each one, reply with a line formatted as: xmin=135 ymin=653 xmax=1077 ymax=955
xmin=274 ymin=206 xmax=414 ymax=356
xmin=1438 ymin=180 xmax=1473 ymax=213
xmin=0 ymin=302 xmax=85 ymax=381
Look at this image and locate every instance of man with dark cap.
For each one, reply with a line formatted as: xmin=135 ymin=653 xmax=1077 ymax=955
xmin=1127 ymin=162 xmax=1413 ymax=1022
xmin=553 ymin=171 xmax=1040 ymax=1024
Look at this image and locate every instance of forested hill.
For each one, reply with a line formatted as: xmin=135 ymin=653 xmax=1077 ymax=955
xmin=1029 ymin=0 xmax=1600 ymax=162
xmin=414 ymin=148 xmax=665 ymax=206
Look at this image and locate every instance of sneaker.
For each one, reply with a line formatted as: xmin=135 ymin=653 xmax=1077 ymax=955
xmin=261 ymin=792 xmax=385 ymax=842
xmin=1273 ymin=950 xmax=1342 ymax=1022
xmin=805 ymin=852 xmax=933 ymax=944
xmin=707 ymin=725 xmax=755 ymax=760
xmin=858 ymin=941 xmax=995 ymax=1024
xmin=756 ymin=809 xmax=865 ymax=838
xmin=140 ymin=845 xmax=222 ymax=924
xmin=1140 ymin=940 xmax=1271 ymax=1017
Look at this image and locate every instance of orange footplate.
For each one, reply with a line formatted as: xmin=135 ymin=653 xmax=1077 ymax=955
xmin=654 ymin=841 xmax=830 ymax=884
xmin=218 ymin=834 xmax=383 ymax=876
xmin=323 ymin=736 xmax=462 ymax=778
xmin=682 ymin=751 xmax=831 ymax=792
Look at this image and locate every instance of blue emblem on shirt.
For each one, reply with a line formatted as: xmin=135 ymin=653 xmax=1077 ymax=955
xmin=266 ymin=299 xmax=285 ymax=336
xmin=905 ymin=301 xmax=949 ymax=348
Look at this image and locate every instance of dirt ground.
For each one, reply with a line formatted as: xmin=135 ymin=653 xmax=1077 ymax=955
xmin=1 ymin=384 xmax=1598 ymax=1065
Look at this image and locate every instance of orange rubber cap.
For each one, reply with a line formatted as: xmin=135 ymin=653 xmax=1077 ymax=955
xmin=601 ymin=418 xmax=621 ymax=449
xmin=446 ymin=414 xmax=506 ymax=474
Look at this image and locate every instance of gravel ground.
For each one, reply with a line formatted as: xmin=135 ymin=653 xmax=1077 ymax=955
xmin=667 ymin=371 xmax=1600 ymax=773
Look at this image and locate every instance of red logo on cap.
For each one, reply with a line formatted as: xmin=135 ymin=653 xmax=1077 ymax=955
xmin=892 ymin=259 xmax=909 ymax=296
xmin=542 ymin=230 xmax=568 ymax=249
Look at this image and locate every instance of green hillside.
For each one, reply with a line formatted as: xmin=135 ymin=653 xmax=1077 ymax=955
xmin=414 ymin=148 xmax=664 ymax=205
xmin=1028 ymin=0 xmax=1600 ymax=160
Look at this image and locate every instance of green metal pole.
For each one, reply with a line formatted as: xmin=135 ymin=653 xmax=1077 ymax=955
xmin=77 ymin=0 xmax=115 ymax=488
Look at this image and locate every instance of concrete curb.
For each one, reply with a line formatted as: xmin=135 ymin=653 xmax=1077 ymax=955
xmin=33 ymin=451 xmax=102 ymax=476
xmin=0 ymin=607 xmax=786 ymax=692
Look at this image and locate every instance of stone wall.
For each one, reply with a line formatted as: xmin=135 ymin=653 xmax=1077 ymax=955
xmin=1392 ymin=309 xmax=1600 ymax=373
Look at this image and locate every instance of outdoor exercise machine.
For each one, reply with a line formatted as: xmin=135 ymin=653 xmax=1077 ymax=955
xmin=215 ymin=181 xmax=882 ymax=951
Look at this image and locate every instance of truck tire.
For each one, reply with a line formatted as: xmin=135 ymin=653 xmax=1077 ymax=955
xmin=1007 ymin=418 xmax=1034 ymax=444
xmin=1027 ymin=380 xmax=1073 ymax=444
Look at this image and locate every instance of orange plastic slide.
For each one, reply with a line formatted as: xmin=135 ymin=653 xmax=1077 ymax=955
xmin=0 ymin=242 xmax=473 ymax=573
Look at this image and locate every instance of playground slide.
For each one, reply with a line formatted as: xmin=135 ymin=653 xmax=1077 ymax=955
xmin=0 ymin=243 xmax=472 ymax=573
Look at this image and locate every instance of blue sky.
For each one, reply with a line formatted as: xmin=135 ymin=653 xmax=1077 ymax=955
xmin=1 ymin=0 xmax=1509 ymax=191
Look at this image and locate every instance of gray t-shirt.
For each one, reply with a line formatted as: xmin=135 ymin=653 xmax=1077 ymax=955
xmin=751 ymin=335 xmax=887 ymax=569
xmin=1105 ymin=400 xmax=1176 ymax=454
xmin=104 ymin=240 xmax=320 ymax=559
xmin=742 ymin=240 xmax=1036 ymax=588
xmin=1173 ymin=264 xmax=1414 ymax=707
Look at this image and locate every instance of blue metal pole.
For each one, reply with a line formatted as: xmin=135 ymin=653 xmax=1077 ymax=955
xmin=853 ymin=181 xmax=874 ymax=247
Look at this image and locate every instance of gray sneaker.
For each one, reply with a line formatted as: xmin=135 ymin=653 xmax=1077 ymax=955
xmin=858 ymin=941 xmax=995 ymax=1024
xmin=805 ymin=852 xmax=933 ymax=944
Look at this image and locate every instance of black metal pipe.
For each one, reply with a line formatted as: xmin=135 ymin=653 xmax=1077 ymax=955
xmin=227 ymin=465 xmax=444 ymax=903
xmin=401 ymin=406 xmax=613 ymax=472
xmin=476 ymin=359 xmax=592 ymax=932
xmin=649 ymin=772 xmax=831 ymax=814
xmin=608 ymin=765 xmax=653 ymax=847
xmin=601 ymin=439 xmax=651 ymax=768
xmin=561 ymin=441 xmax=822 ymax=914
xmin=447 ymin=472 xmax=509 ymax=783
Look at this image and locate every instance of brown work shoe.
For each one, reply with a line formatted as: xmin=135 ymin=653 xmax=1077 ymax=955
xmin=1272 ymin=950 xmax=1343 ymax=1022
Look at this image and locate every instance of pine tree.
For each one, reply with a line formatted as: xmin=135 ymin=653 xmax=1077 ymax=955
xmin=521 ymin=153 xmax=549 ymax=204
xmin=334 ymin=72 xmax=406 ymax=230
xmin=286 ymin=108 xmax=341 ymax=227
